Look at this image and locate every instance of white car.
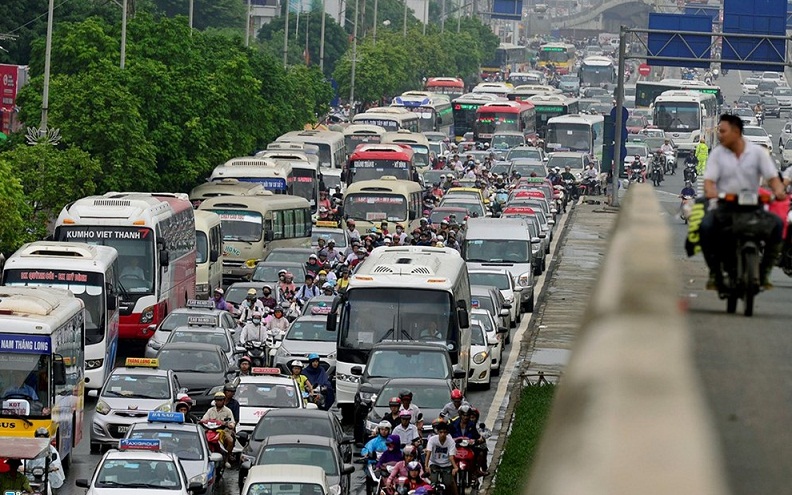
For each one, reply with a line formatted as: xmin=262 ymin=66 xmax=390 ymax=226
xmin=733 ymin=107 xmax=759 ymax=126
xmin=743 ymin=125 xmax=773 ymax=152
xmin=773 ymin=87 xmax=792 ymax=112
xmin=778 ymin=121 xmax=792 ymax=148
xmin=782 ymin=138 xmax=792 ymax=166
xmin=761 ymin=71 xmax=786 ymax=84
xmin=243 ymin=464 xmax=334 ymax=495
xmin=469 ymin=319 xmax=493 ymax=389
xmin=742 ymin=78 xmax=761 ymax=94
xmin=471 ymin=308 xmax=506 ymax=376
xmin=468 ymin=268 xmax=522 ymax=326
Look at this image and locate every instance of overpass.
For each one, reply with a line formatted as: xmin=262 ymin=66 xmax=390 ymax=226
xmin=550 ymin=0 xmax=678 ymax=34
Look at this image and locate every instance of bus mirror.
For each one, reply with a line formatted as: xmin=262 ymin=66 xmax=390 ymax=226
xmin=340 ymin=171 xmax=347 ymax=182
xmin=53 ymin=355 xmax=67 ymax=386
xmin=326 ymin=313 xmax=337 ymax=332
xmin=457 ymin=308 xmax=470 ymax=329
xmin=160 ymin=250 xmax=170 ymax=267
xmin=327 ymin=295 xmax=344 ymax=332
xmin=106 ymin=292 xmax=117 ymax=311
xmin=210 ymin=249 xmax=219 ymax=262
xmin=265 ymin=230 xmax=274 ymax=242
xmin=409 ymin=210 xmax=417 ymax=220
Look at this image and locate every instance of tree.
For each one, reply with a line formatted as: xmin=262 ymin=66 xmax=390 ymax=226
xmin=0 ymin=161 xmax=32 ymax=254
xmin=333 ymin=32 xmax=411 ymax=103
xmin=149 ymin=0 xmax=246 ymax=30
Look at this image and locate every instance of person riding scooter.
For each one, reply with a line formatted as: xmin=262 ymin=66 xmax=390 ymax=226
xmin=201 ymin=391 xmax=236 ymax=468
xmin=302 ymin=353 xmax=334 ymax=409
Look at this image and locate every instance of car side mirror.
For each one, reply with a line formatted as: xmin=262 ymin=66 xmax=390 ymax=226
xmin=351 ymin=366 xmax=363 ymax=376
xmin=539 ymin=233 xmax=547 ymax=238
xmin=76 ymin=479 xmax=90 ymax=488
xmin=210 ymin=249 xmax=219 ymax=262
xmin=500 ymin=308 xmax=510 ymax=316
xmin=452 ymin=365 xmax=465 ymax=379
xmin=487 ymin=335 xmax=499 ymax=345
xmin=497 ymin=326 xmax=509 ymax=334
xmin=189 ymin=481 xmax=205 ymax=494
xmin=531 ymin=237 xmax=541 ymax=244
xmin=236 ymin=431 xmax=250 ymax=446
xmin=342 ymin=464 xmax=356 ymax=475
xmin=210 ymin=452 xmax=224 ymax=463
xmin=341 ymin=435 xmax=355 ymax=445
xmin=265 ymin=230 xmax=275 ymax=242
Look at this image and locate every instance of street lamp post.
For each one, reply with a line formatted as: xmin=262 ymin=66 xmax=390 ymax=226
xmin=320 ymin=0 xmax=327 ymax=72
xmin=350 ymin=0 xmax=359 ymax=111
xmin=373 ymin=0 xmax=378 ymax=44
xmin=120 ymin=0 xmax=128 ymax=68
xmin=403 ymin=0 xmax=407 ymax=37
xmin=245 ymin=0 xmax=252 ymax=45
xmin=189 ymin=0 xmax=194 ymax=34
xmin=40 ymin=0 xmax=55 ymax=131
xmin=283 ymin=0 xmax=290 ymax=65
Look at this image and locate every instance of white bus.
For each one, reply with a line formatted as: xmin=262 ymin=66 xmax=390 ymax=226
xmin=256 ymin=149 xmax=321 ymax=213
xmin=579 ymin=56 xmax=615 ymax=87
xmin=471 ymin=82 xmax=515 ymax=99
xmin=210 ymin=157 xmax=294 ymax=194
xmin=545 ymin=113 xmax=605 ymax=162
xmin=352 ymin=107 xmax=421 ymax=133
xmin=275 ymin=130 xmax=346 ymax=194
xmin=2 ymin=242 xmax=119 ymax=390
xmin=380 ymin=130 xmax=432 ymax=169
xmin=342 ymin=124 xmax=387 ymax=159
xmin=194 ymin=210 xmax=223 ymax=299
xmin=652 ymin=90 xmax=718 ymax=155
xmin=326 ymin=246 xmax=472 ymax=415
xmin=189 ymin=179 xmax=267 ymax=209
xmin=391 ymin=93 xmax=453 ymax=137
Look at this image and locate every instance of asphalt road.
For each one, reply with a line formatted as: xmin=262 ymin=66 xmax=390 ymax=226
xmin=651 ymin=69 xmax=792 ymax=495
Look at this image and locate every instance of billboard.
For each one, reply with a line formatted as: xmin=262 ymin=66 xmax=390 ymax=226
xmin=492 ymin=0 xmax=523 ymax=20
xmin=647 ymin=13 xmax=713 ymax=68
xmin=0 ymin=64 xmax=25 ymax=135
xmin=722 ymin=0 xmax=786 ymax=71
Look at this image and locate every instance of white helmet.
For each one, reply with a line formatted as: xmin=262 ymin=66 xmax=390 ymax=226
xmin=290 ymin=360 xmax=305 ymax=369
xmin=377 ymin=420 xmax=392 ymax=430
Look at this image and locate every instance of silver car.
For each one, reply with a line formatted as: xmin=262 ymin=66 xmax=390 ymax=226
xmin=145 ymin=300 xmax=237 ymax=358
xmin=272 ymin=315 xmax=338 ymax=373
xmin=469 ymin=269 xmax=522 ymax=327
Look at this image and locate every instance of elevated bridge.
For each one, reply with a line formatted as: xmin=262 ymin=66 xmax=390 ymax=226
xmin=551 ymin=0 xmax=678 ymax=33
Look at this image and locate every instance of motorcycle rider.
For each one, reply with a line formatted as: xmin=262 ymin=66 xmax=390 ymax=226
xmin=700 ymin=114 xmax=786 ymax=290
xmin=258 ymin=285 xmax=277 ymax=310
xmin=383 ymin=397 xmax=403 ymax=429
xmin=376 ymin=435 xmax=404 ymax=470
xmin=629 ymin=155 xmax=644 ymax=181
xmin=560 ymin=165 xmax=576 ymax=183
xmin=345 ymin=219 xmax=361 ymax=242
xmin=322 ymin=239 xmax=343 ymax=264
xmin=268 ymin=305 xmax=290 ymax=336
xmin=321 ymin=281 xmax=336 ymax=296
xmin=239 ymin=311 xmax=268 ymax=345
xmin=278 ymin=272 xmax=297 ymax=303
xmin=296 ymin=273 xmax=321 ymax=306
xmin=202 ymin=391 xmax=236 ymax=467
xmin=223 ymin=383 xmax=240 ymax=424
xmin=695 ymin=136 xmax=709 ymax=175
xmin=212 ymin=288 xmax=232 ymax=311
xmin=237 ymin=356 xmax=253 ymax=377
xmin=302 ymin=353 xmax=334 ymax=409
xmin=399 ymin=390 xmax=423 ymax=430
xmin=289 ymin=360 xmax=313 ymax=395
xmin=238 ymin=289 xmax=265 ymax=323
xmin=424 ymin=420 xmax=459 ymax=495
xmin=386 ymin=446 xmax=422 ymax=491
xmin=175 ymin=395 xmax=195 ymax=422
xmin=393 ymin=409 xmax=421 ymax=448
xmin=440 ymin=389 xmax=471 ymax=420
xmin=547 ymin=166 xmax=563 ymax=186
xmin=680 ymin=180 xmax=696 ymax=198
xmin=660 ymin=139 xmax=674 ymax=155
xmin=361 ymin=421 xmax=392 ymax=462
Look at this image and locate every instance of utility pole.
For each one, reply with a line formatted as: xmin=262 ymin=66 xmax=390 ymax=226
xmin=40 ymin=0 xmax=55 ymax=131
xmin=612 ymin=25 xmax=628 ymax=207
xmin=283 ymin=0 xmax=290 ymax=65
xmin=373 ymin=0 xmax=378 ymax=44
xmin=350 ymin=0 xmax=359 ymax=112
xmin=403 ymin=0 xmax=407 ymax=37
xmin=422 ymin=0 xmax=427 ymax=34
xmin=305 ymin=9 xmax=309 ymax=64
xmin=189 ymin=0 xmax=194 ymax=34
xmin=441 ymin=0 xmax=446 ymax=33
xmin=245 ymin=0 xmax=252 ymax=45
xmin=120 ymin=0 xmax=128 ymax=68
xmin=320 ymin=0 xmax=327 ymax=72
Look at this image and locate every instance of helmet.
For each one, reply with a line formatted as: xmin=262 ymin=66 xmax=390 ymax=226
xmin=214 ymin=288 xmax=224 ymax=295
xmin=377 ymin=420 xmax=392 ymax=430
xmin=290 ymin=360 xmax=305 ymax=369
xmin=402 ymin=445 xmax=416 ymax=457
xmin=399 ymin=409 xmax=412 ymax=418
xmin=223 ymin=383 xmax=237 ymax=393
xmin=247 ymin=288 xmax=257 ymax=296
xmin=398 ymin=389 xmax=413 ymax=399
xmin=278 ymin=269 xmax=287 ymax=276
xmin=252 ymin=311 xmax=262 ymax=318
xmin=281 ymin=301 xmax=291 ymax=309
xmin=239 ymin=356 xmax=252 ymax=365
xmin=458 ymin=404 xmax=471 ymax=415
xmin=388 ymin=397 xmax=402 ymax=406
xmin=407 ymin=461 xmax=422 ymax=472
xmin=262 ymin=285 xmax=272 ymax=292
xmin=175 ymin=396 xmax=192 ymax=410
xmin=451 ymin=389 xmax=463 ymax=400
xmin=432 ymin=418 xmax=449 ymax=431
xmin=307 ymin=353 xmax=320 ymax=361
xmin=469 ymin=407 xmax=480 ymax=419
xmin=213 ymin=391 xmax=226 ymax=399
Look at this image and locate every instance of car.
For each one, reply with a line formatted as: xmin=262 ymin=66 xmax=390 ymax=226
xmin=145 ymin=300 xmax=237 ymax=358
xmin=733 ymin=107 xmax=759 ymax=126
xmin=773 ymin=86 xmax=792 ymax=112
xmin=758 ymin=79 xmax=780 ymax=96
xmin=241 ymin=435 xmax=355 ymax=495
xmin=623 ymin=85 xmax=636 ymax=108
xmin=469 ymin=269 xmax=523 ymax=326
xmin=510 ymin=158 xmax=548 ymax=178
xmin=624 ymin=142 xmax=650 ymax=167
xmin=241 ymin=465 xmax=332 ymax=495
xmin=625 ymin=115 xmax=648 ymax=134
xmin=272 ymin=315 xmax=337 ymax=372
xmin=578 ymin=98 xmax=601 ymax=114
xmin=300 ymin=295 xmax=336 ymax=316
xmin=233 ymin=368 xmax=309 ymax=435
xmin=489 ymin=160 xmax=512 ymax=177
xmin=558 ymin=75 xmax=580 ymax=94
xmin=588 ymin=102 xmax=613 ymax=115
xmin=500 ymin=208 xmax=549 ymax=269
xmin=639 ymin=127 xmax=665 ymax=138
xmin=365 ymin=378 xmax=455 ymax=437
xmin=761 ymin=96 xmax=781 ymax=118
xmin=743 ymin=125 xmax=773 ymax=152
xmin=125 ymin=412 xmax=223 ymax=493
xmin=491 ymin=131 xmax=526 ymax=150
xmin=471 ymin=308 xmax=506 ymax=375
xmin=263 ymin=247 xmax=315 ymax=263
xmin=311 ymin=227 xmax=348 ymax=251
xmin=509 ymin=193 xmax=556 ymax=224
xmin=237 ymin=409 xmax=354 ymax=474
xmin=421 ymin=169 xmax=448 ymax=187
xmin=437 ymin=197 xmax=487 ymax=218
xmin=225 ymin=281 xmax=266 ymax=310
xmin=157 ymin=342 xmax=236 ymax=413
xmin=90 ymin=358 xmax=184 ymax=454
xmin=160 ymin=321 xmax=240 ymax=366
xmin=429 ymin=206 xmax=469 ymax=225
xmin=251 ymin=261 xmax=307 ymax=286
xmin=468 ymin=320 xmax=494 ymax=389
xmin=445 ymin=187 xmax=488 ymax=205
xmin=580 ymin=87 xmax=610 ymax=99
xmin=471 ymin=285 xmax=512 ymax=331
xmin=76 ymin=439 xmax=200 ymax=495
xmin=761 ymin=71 xmax=785 ymax=83
xmin=779 ymin=121 xmax=792 ymax=148
xmin=781 ymin=138 xmax=792 ymax=167
xmin=738 ymin=94 xmax=761 ymax=108
xmin=546 ymin=151 xmax=595 ymax=176
xmin=742 ymin=77 xmax=761 ymax=94
xmin=506 ymin=145 xmax=547 ymax=163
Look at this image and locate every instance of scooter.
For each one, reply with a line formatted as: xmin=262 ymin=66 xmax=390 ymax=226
xmin=756 ymin=112 xmax=764 ymax=126
xmin=200 ymin=418 xmax=233 ymax=479
xmin=454 ymin=437 xmax=478 ymax=495
xmin=680 ymin=195 xmax=695 ymax=223
xmin=243 ymin=340 xmax=268 ymax=367
xmin=663 ymin=151 xmax=676 ymax=174
xmin=650 ymin=162 xmax=664 ymax=187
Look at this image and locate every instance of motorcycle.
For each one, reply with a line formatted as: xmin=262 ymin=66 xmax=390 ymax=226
xmin=243 ymin=340 xmax=268 ymax=367
xmin=680 ymin=195 xmax=695 ymax=223
xmin=650 ymin=162 xmax=664 ymax=187
xmin=454 ymin=437 xmax=478 ymax=494
xmin=564 ymin=178 xmax=578 ymax=202
xmin=662 ymin=151 xmax=676 ymax=174
xmin=364 ymin=451 xmax=394 ymax=495
xmin=756 ymin=112 xmax=764 ymax=126
xmin=200 ymin=418 xmax=232 ymax=479
xmin=307 ymin=384 xmax=328 ymax=409
xmin=628 ymin=164 xmax=644 ymax=186
xmin=767 ymin=195 xmax=792 ymax=277
xmin=683 ymin=161 xmax=697 ymax=183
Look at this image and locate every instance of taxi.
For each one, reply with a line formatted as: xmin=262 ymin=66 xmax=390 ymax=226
xmin=242 ymin=465 xmax=333 ymax=495
xmin=444 ymin=186 xmax=489 ymax=205
xmin=125 ymin=412 xmax=223 ymax=493
xmin=233 ymin=367 xmax=311 ymax=435
xmin=145 ymin=299 xmax=237 ymax=358
xmin=90 ymin=358 xmax=183 ymax=454
xmin=76 ymin=439 xmax=202 ymax=495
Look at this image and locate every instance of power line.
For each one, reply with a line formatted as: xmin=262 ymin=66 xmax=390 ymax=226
xmin=4 ymin=0 xmax=74 ymax=35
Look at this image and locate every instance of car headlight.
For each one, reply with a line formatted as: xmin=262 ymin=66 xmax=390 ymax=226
xmin=517 ymin=272 xmax=532 ymax=287
xmin=147 ymin=339 xmax=162 ymax=350
xmin=140 ymin=305 xmax=155 ymax=324
xmin=245 ymin=259 xmax=258 ymax=269
xmin=86 ymin=358 xmax=104 ymax=370
xmin=337 ymin=373 xmax=360 ymax=383
xmin=327 ymin=351 xmax=336 ymax=360
xmin=472 ymin=351 xmax=489 ymax=365
xmin=156 ymin=403 xmax=172 ymax=412
xmin=358 ymin=391 xmax=375 ymax=402
xmin=190 ymin=473 xmax=207 ymax=486
xmin=329 ymin=484 xmax=342 ymax=495
xmin=95 ymin=400 xmax=110 ymax=415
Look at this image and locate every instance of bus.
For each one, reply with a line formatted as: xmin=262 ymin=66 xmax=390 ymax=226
xmin=276 ymin=130 xmax=346 ymax=194
xmin=198 ymin=193 xmax=312 ymax=281
xmin=344 ymin=144 xmax=418 ymax=186
xmin=471 ymin=82 xmax=514 ymax=99
xmin=425 ymin=77 xmax=465 ymax=100
xmin=652 ymin=90 xmax=718 ymax=155
xmin=526 ymin=94 xmax=581 ymax=138
xmin=342 ymin=177 xmax=424 ymax=233
xmin=391 ymin=93 xmax=453 ymax=136
xmin=352 ymin=107 xmax=421 ymax=133
xmin=508 ymin=72 xmax=546 ymax=86
xmin=380 ymin=130 xmax=431 ymax=169
xmin=0 ymin=286 xmax=85 ymax=461
xmin=2 ymin=242 xmax=119 ymax=391
xmin=537 ymin=43 xmax=576 ymax=74
xmin=452 ymin=93 xmax=502 ymax=141
xmin=193 ymin=210 xmax=223 ymax=300
xmin=474 ymin=100 xmax=537 ymax=143
xmin=256 ymin=150 xmax=321 ymax=214
xmin=481 ymin=43 xmax=528 ymax=77
xmin=189 ymin=179 xmax=267 ymax=209
xmin=579 ymin=56 xmax=616 ymax=87
xmin=54 ymin=192 xmax=197 ymax=340
xmin=209 ymin=157 xmax=293 ymax=194
xmin=342 ymin=124 xmax=387 ymax=160
xmin=326 ymin=246 xmax=472 ymax=414
xmin=635 ymin=79 xmax=724 ymax=109
xmin=510 ymin=85 xmax=561 ymax=102
xmin=545 ymin=114 xmax=605 ymax=162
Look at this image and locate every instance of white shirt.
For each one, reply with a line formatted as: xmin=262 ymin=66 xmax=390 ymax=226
xmin=704 ymin=139 xmax=778 ymax=194
xmin=240 ymin=322 xmax=268 ymax=343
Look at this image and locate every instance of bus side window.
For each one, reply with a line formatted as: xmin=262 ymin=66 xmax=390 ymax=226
xmin=295 ymin=209 xmax=306 ymax=237
xmin=273 ymin=211 xmax=285 ymax=239
xmin=284 ymin=209 xmax=295 ymax=238
xmin=210 ymin=226 xmax=221 ymax=262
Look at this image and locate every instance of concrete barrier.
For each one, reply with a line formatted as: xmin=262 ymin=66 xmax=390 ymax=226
xmin=524 ymin=184 xmax=730 ymax=495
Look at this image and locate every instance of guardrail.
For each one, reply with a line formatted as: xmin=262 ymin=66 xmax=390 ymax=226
xmin=524 ymin=184 xmax=730 ymax=495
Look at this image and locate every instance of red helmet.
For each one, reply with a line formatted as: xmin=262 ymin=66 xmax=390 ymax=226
xmin=388 ymin=397 xmax=402 ymax=406
xmin=450 ymin=390 xmax=463 ymax=400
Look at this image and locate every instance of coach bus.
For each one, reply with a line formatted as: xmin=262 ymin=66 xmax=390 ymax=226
xmin=526 ymin=94 xmax=581 ymax=138
xmin=352 ymin=107 xmax=421 ymax=134
xmin=579 ymin=56 xmax=616 ymax=87
xmin=342 ymin=177 xmax=424 ymax=233
xmin=344 ymin=144 xmax=418 ymax=186
xmin=0 ymin=286 xmax=85 ymax=462
xmin=209 ymin=157 xmax=294 ymax=195
xmin=471 ymin=82 xmax=514 ymax=99
xmin=452 ymin=93 xmax=502 ymax=141
xmin=474 ymin=100 xmax=537 ymax=143
xmin=537 ymin=42 xmax=576 ymax=74
xmin=256 ymin=149 xmax=321 ymax=213
xmin=2 ymin=242 xmax=119 ymax=390
xmin=652 ymin=90 xmax=718 ymax=154
xmin=189 ymin=179 xmax=267 ymax=209
xmin=510 ymin=85 xmax=561 ymax=102
xmin=54 ymin=192 xmax=197 ymax=340
xmin=635 ymin=79 xmax=724 ymax=110
xmin=381 ymin=131 xmax=432 ymax=170
xmin=342 ymin=125 xmax=387 ymax=160
xmin=326 ymin=246 xmax=472 ymax=417
xmin=198 ymin=193 xmax=312 ymax=281
xmin=545 ymin=114 xmax=605 ymax=162
xmin=424 ymin=77 xmax=465 ymax=100
xmin=391 ymin=93 xmax=453 ymax=136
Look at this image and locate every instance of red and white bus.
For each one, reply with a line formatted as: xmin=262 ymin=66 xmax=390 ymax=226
xmin=425 ymin=77 xmax=465 ymax=100
xmin=54 ymin=192 xmax=197 ymax=340
xmin=344 ymin=144 xmax=418 ymax=186
xmin=474 ymin=100 xmax=537 ymax=143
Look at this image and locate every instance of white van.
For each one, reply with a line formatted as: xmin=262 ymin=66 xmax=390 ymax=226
xmin=194 ymin=210 xmax=223 ymax=298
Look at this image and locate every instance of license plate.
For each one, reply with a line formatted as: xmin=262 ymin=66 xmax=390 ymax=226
xmin=738 ymin=192 xmax=758 ymax=205
xmin=117 ymin=426 xmax=129 ymax=433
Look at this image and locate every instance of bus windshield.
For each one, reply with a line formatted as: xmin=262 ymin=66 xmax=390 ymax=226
xmin=3 ymin=270 xmax=105 ymax=345
xmin=354 ymin=118 xmax=399 ymax=131
xmin=343 ymin=194 xmax=408 ymax=222
xmin=654 ymin=102 xmax=700 ymax=132
xmin=477 ymin=112 xmax=521 ymax=135
xmin=0 ymin=353 xmax=51 ymax=417
xmin=55 ymin=226 xmax=154 ymax=295
xmin=289 ymin=168 xmax=318 ymax=208
xmin=580 ymin=65 xmax=613 ymax=85
xmin=349 ymin=160 xmax=411 ymax=182
xmin=539 ymin=50 xmax=569 ymax=63
xmin=211 ymin=210 xmax=263 ymax=242
xmin=453 ymin=104 xmax=479 ymax=137
xmin=546 ymin=124 xmax=593 ymax=152
xmin=341 ymin=289 xmax=454 ymax=350
xmin=465 ymin=239 xmax=531 ymax=263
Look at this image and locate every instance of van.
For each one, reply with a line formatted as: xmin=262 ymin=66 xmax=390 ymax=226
xmin=194 ymin=210 xmax=223 ymax=298
xmin=462 ymin=217 xmax=538 ymax=312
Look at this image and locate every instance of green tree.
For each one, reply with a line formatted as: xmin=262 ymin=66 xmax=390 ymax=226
xmin=0 ymin=161 xmax=32 ymax=254
xmin=333 ymin=32 xmax=410 ymax=103
xmin=150 ymin=0 xmax=246 ymax=30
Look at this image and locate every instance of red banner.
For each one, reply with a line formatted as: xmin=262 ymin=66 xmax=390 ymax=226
xmin=0 ymin=64 xmax=21 ymax=135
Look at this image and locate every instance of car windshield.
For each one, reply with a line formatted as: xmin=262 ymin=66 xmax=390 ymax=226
xmin=247 ymin=482 xmax=324 ymax=495
xmin=127 ymin=429 xmax=204 ymax=460
xmin=471 ymin=295 xmax=496 ymax=316
xmin=512 ymin=163 xmax=547 ymax=178
xmin=257 ymin=445 xmax=337 ymax=475
xmin=367 ymin=349 xmax=449 ymax=379
xmin=508 ymin=148 xmax=542 ymax=160
xmin=734 ymin=108 xmax=753 ymax=117
xmin=472 ymin=313 xmax=495 ymax=333
xmin=252 ymin=265 xmax=306 ymax=284
xmin=375 ymin=383 xmax=450 ymax=409
xmin=547 ymin=155 xmax=583 ymax=170
xmin=785 ymin=140 xmax=792 ymax=150
xmin=469 ymin=272 xmax=511 ymax=290
xmin=560 ymin=75 xmax=578 ymax=82
xmin=744 ymin=78 xmax=761 ymax=86
xmin=775 ymin=88 xmax=792 ymax=95
xmin=465 ymin=239 xmax=530 ymax=263
xmin=625 ymin=145 xmax=647 ymax=157
xmin=236 ymin=382 xmax=300 ymax=408
xmin=286 ymin=321 xmax=336 ymax=342
xmin=626 ymin=117 xmax=644 ymax=127
xmin=744 ymin=127 xmax=767 ymax=137
xmin=253 ymin=415 xmax=332 ymax=441
xmin=265 ymin=251 xmax=310 ymax=263
xmin=101 ymin=373 xmax=171 ymax=400
xmin=440 ymin=200 xmax=484 ymax=217
xmin=167 ymin=329 xmax=230 ymax=352
xmin=96 ymin=459 xmax=182 ymax=489
xmin=226 ymin=286 xmax=261 ymax=306
xmin=158 ymin=348 xmax=223 ymax=373
xmin=762 ymin=97 xmax=778 ymax=104
xmin=159 ymin=312 xmax=218 ymax=332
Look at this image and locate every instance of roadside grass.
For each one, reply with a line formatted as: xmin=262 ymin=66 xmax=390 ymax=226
xmin=492 ymin=383 xmax=556 ymax=495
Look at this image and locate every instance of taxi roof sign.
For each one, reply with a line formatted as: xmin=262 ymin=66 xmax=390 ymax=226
xmin=315 ymin=220 xmax=339 ymax=228
xmin=119 ymin=439 xmax=161 ymax=451
xmin=186 ymin=299 xmax=216 ymax=310
xmin=148 ymin=411 xmax=185 ymax=424
xmin=514 ymin=190 xmax=545 ymax=198
xmin=310 ymin=306 xmax=332 ymax=315
xmin=521 ymin=177 xmax=548 ymax=183
xmin=188 ymin=316 xmax=216 ymax=326
xmin=502 ymin=207 xmax=536 ymax=215
xmin=125 ymin=357 xmax=159 ymax=368
xmin=251 ymin=367 xmax=281 ymax=375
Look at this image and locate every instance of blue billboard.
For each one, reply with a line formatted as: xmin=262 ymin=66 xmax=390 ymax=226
xmin=722 ymin=0 xmax=786 ymax=71
xmin=492 ymin=0 xmax=523 ymax=20
xmin=647 ymin=13 xmax=713 ymax=68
